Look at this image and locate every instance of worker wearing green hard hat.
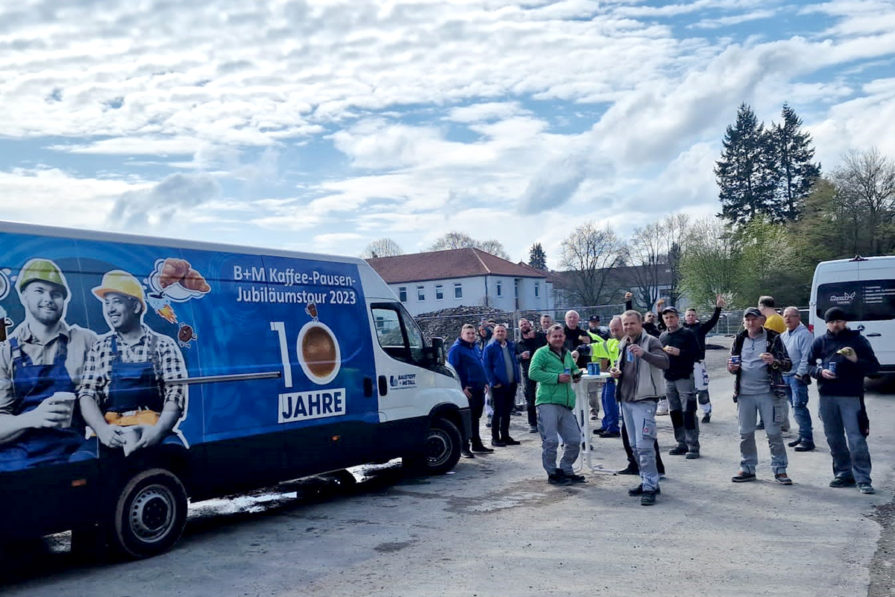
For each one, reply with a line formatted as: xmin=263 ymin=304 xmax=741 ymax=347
xmin=16 ymin=258 xmax=70 ymax=299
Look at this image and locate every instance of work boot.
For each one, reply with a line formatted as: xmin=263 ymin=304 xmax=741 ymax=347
xmin=502 ymin=437 xmax=521 ymax=446
xmin=668 ymin=444 xmax=688 ymax=456
xmin=617 ymin=464 xmax=639 ymax=475
xmin=701 ymin=413 xmax=711 ymax=423
xmin=794 ymin=442 xmax=815 ymax=452
xmin=470 ymin=441 xmax=493 ymax=453
xmin=640 ymin=491 xmax=657 ymax=506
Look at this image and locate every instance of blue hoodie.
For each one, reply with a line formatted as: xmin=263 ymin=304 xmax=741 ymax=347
xmin=447 ymin=338 xmax=488 ymax=389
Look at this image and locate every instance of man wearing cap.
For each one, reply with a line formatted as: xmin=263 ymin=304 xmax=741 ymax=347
xmin=659 ymin=306 xmax=703 ymax=459
xmin=587 ymin=315 xmax=610 ymax=341
xmin=808 ymin=307 xmax=880 ymax=494
xmin=589 ymin=316 xmax=620 ymax=438
xmin=78 ymin=270 xmax=188 ymax=455
xmin=0 ymin=259 xmax=98 ymax=470
xmin=727 ymin=307 xmax=793 ymax=484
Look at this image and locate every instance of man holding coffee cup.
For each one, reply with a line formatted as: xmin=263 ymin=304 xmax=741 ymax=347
xmin=727 ymin=307 xmax=793 ymax=485
xmin=516 ymin=318 xmax=547 ymax=433
xmin=0 ymin=258 xmax=98 ymax=471
xmin=78 ymin=270 xmax=188 ymax=456
xmin=807 ymin=307 xmax=880 ymax=494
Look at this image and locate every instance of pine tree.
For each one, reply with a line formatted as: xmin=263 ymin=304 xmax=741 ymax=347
xmin=715 ymin=104 xmax=778 ymax=225
xmin=769 ymin=103 xmax=821 ymax=221
xmin=528 ymin=242 xmax=547 ymax=270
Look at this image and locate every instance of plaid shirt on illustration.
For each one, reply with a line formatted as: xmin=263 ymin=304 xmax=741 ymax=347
xmin=77 ymin=324 xmax=187 ymax=412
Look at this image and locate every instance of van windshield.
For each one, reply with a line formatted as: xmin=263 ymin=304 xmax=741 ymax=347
xmin=816 ymin=279 xmax=895 ymax=321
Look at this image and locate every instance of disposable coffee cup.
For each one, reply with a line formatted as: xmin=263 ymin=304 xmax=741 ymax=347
xmin=50 ymin=392 xmax=77 ymax=428
xmin=828 ymin=361 xmax=837 ymax=375
xmin=730 ymin=355 xmax=741 ymax=365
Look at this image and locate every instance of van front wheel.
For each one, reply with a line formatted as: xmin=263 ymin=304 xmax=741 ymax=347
xmin=110 ymin=468 xmax=188 ymax=559
xmin=407 ymin=418 xmax=462 ymax=475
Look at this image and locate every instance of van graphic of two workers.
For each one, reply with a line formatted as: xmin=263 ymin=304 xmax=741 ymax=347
xmin=0 ymin=260 xmax=190 ymax=471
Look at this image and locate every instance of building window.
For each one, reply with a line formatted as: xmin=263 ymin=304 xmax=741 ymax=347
xmin=454 ymin=283 xmax=462 ymax=298
xmin=514 ymin=278 xmax=519 ymax=298
xmin=398 ymin=287 xmax=407 ymax=302
xmin=417 ymin=285 xmax=425 ymax=301
xmin=435 ymin=284 xmax=444 ymax=300
xmin=535 ymin=282 xmax=540 ymax=297
xmin=496 ymin=280 xmax=502 ymax=297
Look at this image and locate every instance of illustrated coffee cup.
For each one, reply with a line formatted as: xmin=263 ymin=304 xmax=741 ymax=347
xmin=50 ymin=391 xmax=77 ymax=428
xmin=297 ymin=321 xmax=341 ymax=385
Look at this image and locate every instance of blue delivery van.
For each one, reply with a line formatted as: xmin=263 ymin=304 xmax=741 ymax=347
xmin=0 ymin=221 xmax=470 ymax=558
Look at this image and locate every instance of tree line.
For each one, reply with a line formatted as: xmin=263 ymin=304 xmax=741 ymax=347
xmin=361 ymin=102 xmax=894 ymax=310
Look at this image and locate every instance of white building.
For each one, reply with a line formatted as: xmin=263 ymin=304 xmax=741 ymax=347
xmin=367 ymin=248 xmax=553 ymax=316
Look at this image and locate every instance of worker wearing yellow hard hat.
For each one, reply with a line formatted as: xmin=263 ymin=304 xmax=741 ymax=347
xmin=91 ymin=270 xmax=145 ymax=309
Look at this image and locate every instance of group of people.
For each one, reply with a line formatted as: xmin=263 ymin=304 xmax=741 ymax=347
xmin=0 ymin=259 xmax=187 ymax=472
xmin=447 ymin=293 xmax=882 ymax=506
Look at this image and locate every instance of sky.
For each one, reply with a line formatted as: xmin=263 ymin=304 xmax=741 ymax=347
xmin=1 ymin=0 xmax=894 ymax=269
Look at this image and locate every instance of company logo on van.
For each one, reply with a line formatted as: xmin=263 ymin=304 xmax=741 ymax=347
xmin=829 ymin=291 xmax=856 ymax=304
xmin=389 ymin=374 xmax=417 ymax=389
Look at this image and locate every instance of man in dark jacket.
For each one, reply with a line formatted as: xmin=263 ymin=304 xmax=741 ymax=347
xmin=516 ymin=318 xmax=547 ymax=433
xmin=563 ymin=310 xmax=592 ymax=369
xmin=659 ymin=307 xmax=702 ymax=459
xmin=727 ymin=308 xmax=793 ymax=485
xmin=809 ymin=307 xmax=880 ymax=494
xmin=447 ymin=324 xmax=493 ymax=455
xmin=683 ymin=294 xmax=724 ymax=423
xmin=482 ymin=324 xmax=522 ymax=447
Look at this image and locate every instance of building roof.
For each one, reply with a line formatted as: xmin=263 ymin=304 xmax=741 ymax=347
xmin=366 ymin=248 xmax=549 ymax=284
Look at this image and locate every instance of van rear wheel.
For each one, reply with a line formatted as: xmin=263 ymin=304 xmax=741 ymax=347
xmin=109 ymin=468 xmax=187 ymax=559
xmin=406 ymin=418 xmax=462 ymax=475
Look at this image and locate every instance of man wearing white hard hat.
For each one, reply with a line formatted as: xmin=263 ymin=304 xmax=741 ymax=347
xmin=78 ymin=270 xmax=188 ymax=455
xmin=0 ymin=258 xmax=97 ymax=470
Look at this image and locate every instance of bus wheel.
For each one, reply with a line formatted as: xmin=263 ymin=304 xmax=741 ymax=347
xmin=110 ymin=468 xmax=187 ymax=559
xmin=408 ymin=418 xmax=462 ymax=475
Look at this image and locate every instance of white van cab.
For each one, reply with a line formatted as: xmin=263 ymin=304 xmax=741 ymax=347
xmin=809 ymin=256 xmax=895 ymax=373
xmin=0 ymin=221 xmax=470 ymax=558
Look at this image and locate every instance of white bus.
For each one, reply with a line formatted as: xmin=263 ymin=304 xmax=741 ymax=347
xmin=809 ymin=256 xmax=895 ymax=374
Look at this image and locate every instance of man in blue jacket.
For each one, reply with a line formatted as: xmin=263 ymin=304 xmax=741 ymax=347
xmin=482 ymin=324 xmax=522 ymax=447
xmin=809 ymin=307 xmax=880 ymax=494
xmin=447 ymin=324 xmax=493 ymax=455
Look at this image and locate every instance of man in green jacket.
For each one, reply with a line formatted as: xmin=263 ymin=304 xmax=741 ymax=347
xmin=528 ymin=324 xmax=585 ymax=486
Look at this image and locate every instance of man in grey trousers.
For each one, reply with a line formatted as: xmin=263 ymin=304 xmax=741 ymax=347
xmin=611 ymin=310 xmax=669 ymax=506
xmin=727 ymin=308 xmax=794 ymax=485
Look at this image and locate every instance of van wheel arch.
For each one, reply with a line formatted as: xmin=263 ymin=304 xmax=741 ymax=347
xmin=404 ymin=416 xmax=462 ymax=475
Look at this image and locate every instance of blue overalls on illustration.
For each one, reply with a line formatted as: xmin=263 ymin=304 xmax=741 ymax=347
xmin=107 ymin=335 xmax=164 ymax=415
xmin=0 ymin=336 xmax=84 ymax=471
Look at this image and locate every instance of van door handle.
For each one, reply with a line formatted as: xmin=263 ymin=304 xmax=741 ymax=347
xmin=866 ymin=333 xmax=881 ymax=337
xmin=363 ymin=377 xmax=374 ymax=397
xmin=378 ymin=376 xmax=388 ymax=396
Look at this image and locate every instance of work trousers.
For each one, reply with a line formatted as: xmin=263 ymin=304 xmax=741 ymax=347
xmin=819 ymin=394 xmax=871 ymax=484
xmin=737 ymin=392 xmax=788 ymax=475
xmin=537 ymin=403 xmax=580 ymax=475
xmin=667 ymin=376 xmax=700 ymax=452
xmin=491 ymin=382 xmax=517 ymax=441
xmin=621 ymin=400 xmax=660 ymax=491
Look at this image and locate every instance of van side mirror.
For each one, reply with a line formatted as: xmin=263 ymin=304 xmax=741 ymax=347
xmin=430 ymin=337 xmax=445 ymax=366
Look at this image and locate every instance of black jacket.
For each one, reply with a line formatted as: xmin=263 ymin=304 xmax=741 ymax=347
xmin=682 ymin=307 xmax=721 ymax=360
xmin=808 ymin=328 xmax=879 ymax=398
xmin=516 ymin=331 xmax=548 ymax=375
xmin=659 ymin=327 xmax=701 ymax=381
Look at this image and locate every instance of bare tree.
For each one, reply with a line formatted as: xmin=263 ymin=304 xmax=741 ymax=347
xmin=832 ymin=148 xmax=895 ymax=255
xmin=627 ymin=214 xmax=690 ymax=308
xmin=429 ymin=232 xmax=510 ymax=260
xmin=361 ymin=238 xmax=404 ymax=258
xmin=559 ymin=223 xmax=625 ymax=306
